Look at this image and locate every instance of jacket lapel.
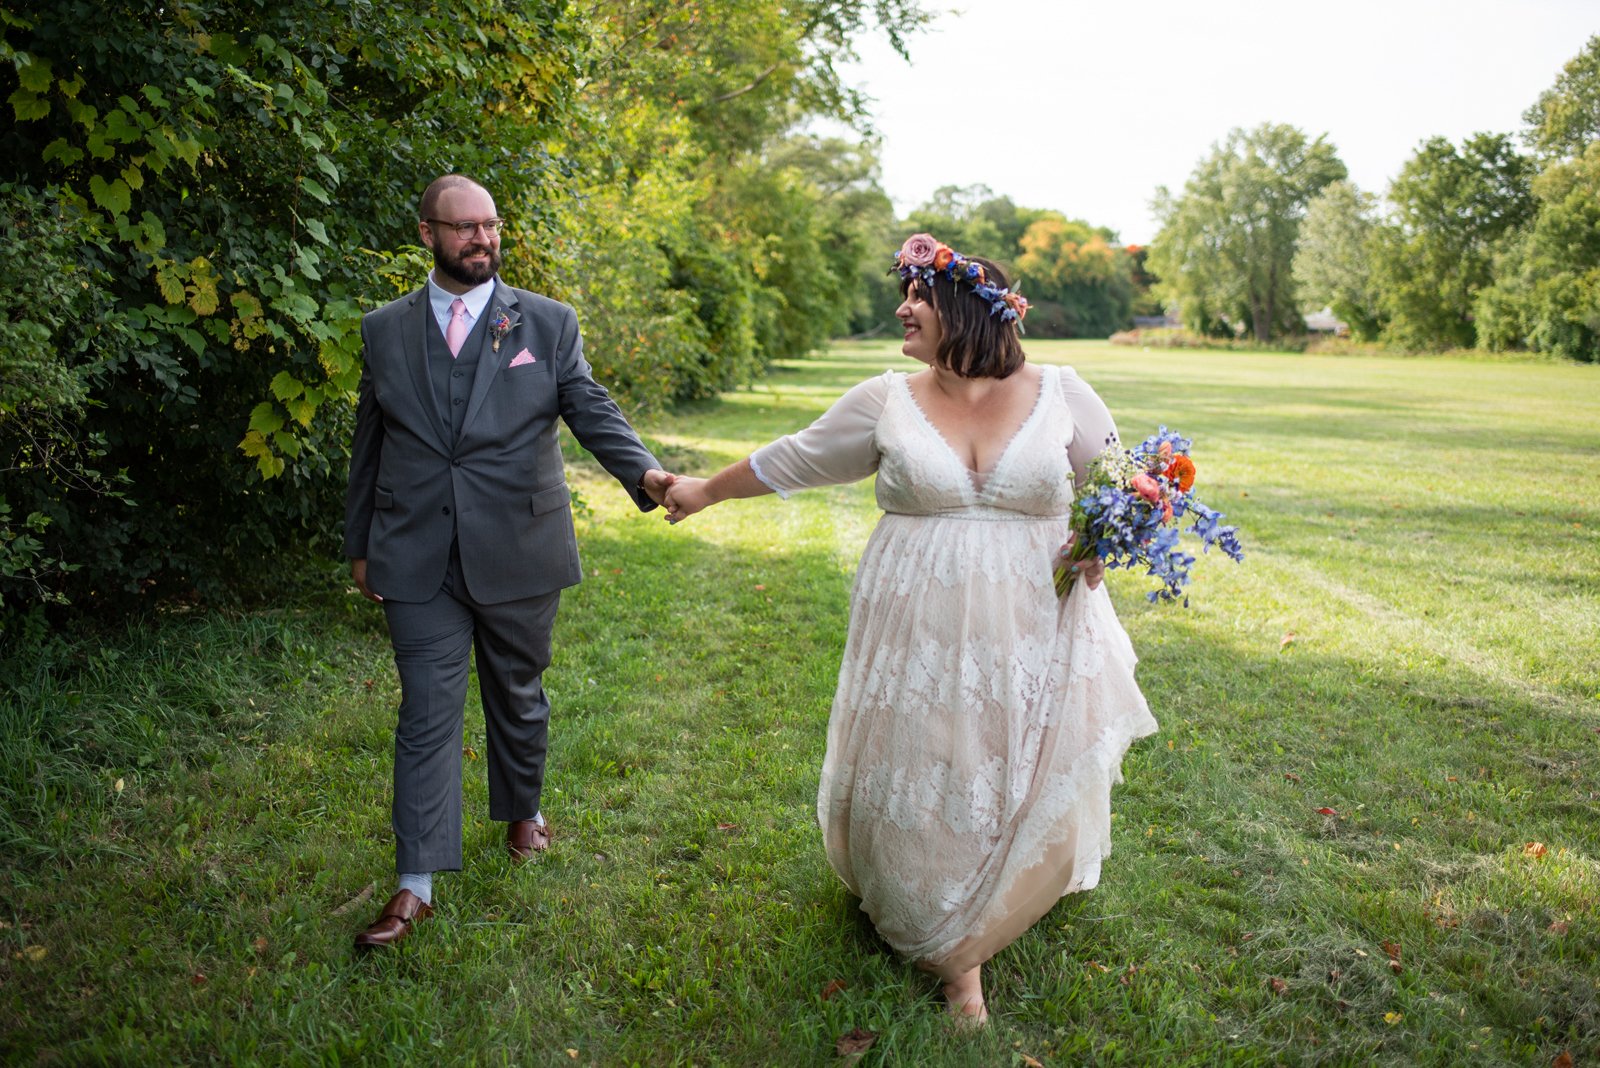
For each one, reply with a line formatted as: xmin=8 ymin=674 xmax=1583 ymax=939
xmin=459 ymin=281 xmax=521 ymax=438
xmin=401 ymin=289 xmax=451 ymax=452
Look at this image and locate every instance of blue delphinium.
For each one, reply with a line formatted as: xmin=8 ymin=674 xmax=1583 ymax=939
xmin=1055 ymin=430 xmax=1245 ymax=605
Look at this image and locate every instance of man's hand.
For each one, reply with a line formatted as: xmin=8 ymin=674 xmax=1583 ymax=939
xmin=641 ymin=468 xmax=676 ymax=508
xmin=351 ymin=558 xmax=383 ymax=603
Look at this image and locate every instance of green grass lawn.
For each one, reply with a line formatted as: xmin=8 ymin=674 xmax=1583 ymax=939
xmin=3 ymin=341 xmax=1598 ymax=1066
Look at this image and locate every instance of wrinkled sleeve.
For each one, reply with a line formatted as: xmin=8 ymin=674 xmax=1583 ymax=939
xmin=1060 ymin=366 xmax=1120 ymax=489
xmin=749 ymin=374 xmax=889 ymax=498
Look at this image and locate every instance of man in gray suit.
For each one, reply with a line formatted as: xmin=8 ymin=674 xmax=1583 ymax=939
xmin=344 ymin=174 xmax=673 ymax=949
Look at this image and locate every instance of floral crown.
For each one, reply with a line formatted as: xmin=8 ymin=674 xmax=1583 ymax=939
xmin=893 ymin=233 xmax=1029 ymax=324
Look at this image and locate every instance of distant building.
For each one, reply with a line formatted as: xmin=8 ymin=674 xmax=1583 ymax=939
xmin=1304 ymin=307 xmax=1348 ymax=335
xmin=1132 ymin=311 xmax=1183 ymax=329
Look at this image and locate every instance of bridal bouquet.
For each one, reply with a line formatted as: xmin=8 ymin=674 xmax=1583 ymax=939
xmin=1053 ymin=428 xmax=1244 ymax=604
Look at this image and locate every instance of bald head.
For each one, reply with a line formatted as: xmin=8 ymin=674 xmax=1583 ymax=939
xmin=419 ymin=174 xmax=488 ymax=220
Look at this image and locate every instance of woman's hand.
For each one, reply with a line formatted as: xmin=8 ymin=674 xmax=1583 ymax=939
xmin=1058 ymin=535 xmax=1105 ymax=590
xmin=663 ymin=476 xmax=714 ymax=524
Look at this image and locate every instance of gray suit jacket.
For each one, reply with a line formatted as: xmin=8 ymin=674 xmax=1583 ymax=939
xmin=343 ymin=279 xmax=660 ymax=604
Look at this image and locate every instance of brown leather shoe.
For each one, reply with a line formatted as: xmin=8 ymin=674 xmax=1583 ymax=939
xmin=353 ymin=890 xmax=434 ymax=950
xmin=507 ymin=817 xmax=551 ymax=862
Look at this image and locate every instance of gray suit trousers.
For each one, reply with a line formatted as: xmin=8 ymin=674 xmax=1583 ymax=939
xmin=381 ymin=544 xmax=561 ymax=873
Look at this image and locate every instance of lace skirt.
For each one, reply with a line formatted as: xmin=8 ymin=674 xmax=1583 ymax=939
xmin=817 ymin=511 xmax=1158 ymax=973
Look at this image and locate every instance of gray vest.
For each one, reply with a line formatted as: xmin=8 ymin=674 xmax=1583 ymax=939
xmin=426 ymin=306 xmax=492 ymax=442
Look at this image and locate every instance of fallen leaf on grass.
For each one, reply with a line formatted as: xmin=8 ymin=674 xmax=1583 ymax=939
xmin=191 ymin=972 xmax=207 ymax=986
xmin=566 ymin=1050 xmax=579 ymax=1060
xmin=1552 ymin=1052 xmax=1574 ymax=1068
xmin=716 ymin=823 xmax=739 ymax=833
xmin=835 ymin=1028 xmax=876 ymax=1056
xmin=1383 ymin=1012 xmax=1403 ymax=1025
xmin=1086 ymin=960 xmax=1110 ymax=973
xmin=463 ymin=746 xmax=479 ymax=761
xmin=1381 ymin=940 xmax=1403 ymax=974
xmin=1284 ymin=772 xmax=1301 ymax=783
xmin=1268 ymin=977 xmax=1287 ymax=995
xmin=1119 ymin=964 xmax=1139 ymax=986
xmin=1524 ymin=841 xmax=1548 ymax=858
xmin=15 ymin=945 xmax=46 ymax=962
xmin=1548 ymin=920 xmax=1570 ymax=935
xmin=331 ymin=882 xmax=375 ymax=917
xmin=1279 ymin=632 xmax=1297 ymax=651
xmin=253 ymin=937 xmax=268 ymax=955
xmin=820 ymin=979 xmax=846 ymax=1001
xmin=1316 ymin=807 xmax=1339 ymax=817
xmin=114 ymin=777 xmax=125 ymax=794
xmin=1020 ymin=1056 xmax=1045 ymax=1068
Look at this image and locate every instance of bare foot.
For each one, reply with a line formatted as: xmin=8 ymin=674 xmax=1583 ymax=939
xmin=943 ymin=985 xmax=988 ymax=1028
xmin=941 ymin=965 xmax=988 ymax=1027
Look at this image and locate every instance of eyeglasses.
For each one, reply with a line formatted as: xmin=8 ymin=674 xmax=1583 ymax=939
xmin=425 ymin=217 xmax=506 ymax=239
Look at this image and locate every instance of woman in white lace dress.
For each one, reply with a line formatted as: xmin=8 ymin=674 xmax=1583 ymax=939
xmin=663 ymin=235 xmax=1158 ymax=1024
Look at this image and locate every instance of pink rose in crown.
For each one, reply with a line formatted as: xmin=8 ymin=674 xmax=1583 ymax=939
xmin=898 ymin=233 xmax=940 ymax=268
xmin=508 ymin=348 xmax=536 ymax=367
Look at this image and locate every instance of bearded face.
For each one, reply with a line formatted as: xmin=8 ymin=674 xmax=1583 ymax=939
xmin=432 ymin=238 xmax=501 ymax=288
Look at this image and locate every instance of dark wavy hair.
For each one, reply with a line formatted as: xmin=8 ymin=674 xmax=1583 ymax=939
xmin=898 ymin=256 xmax=1026 ymax=379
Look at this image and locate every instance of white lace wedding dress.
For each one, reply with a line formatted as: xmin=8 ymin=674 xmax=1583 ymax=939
xmin=750 ymin=363 xmax=1158 ymax=973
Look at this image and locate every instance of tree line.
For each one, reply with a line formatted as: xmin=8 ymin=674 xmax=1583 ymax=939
xmin=2 ymin=6 xmax=1593 ymax=626
xmin=0 ymin=0 xmax=930 ymax=623
xmin=1149 ymin=36 xmax=1600 ymax=359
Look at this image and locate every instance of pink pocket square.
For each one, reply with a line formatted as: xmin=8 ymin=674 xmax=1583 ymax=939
xmin=508 ymin=348 xmax=536 ymax=367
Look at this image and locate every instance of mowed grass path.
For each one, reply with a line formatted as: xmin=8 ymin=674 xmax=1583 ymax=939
xmin=2 ymin=341 xmax=1598 ymax=1066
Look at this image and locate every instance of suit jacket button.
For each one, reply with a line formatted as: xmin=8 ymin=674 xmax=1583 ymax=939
xmin=442 ymin=506 xmax=451 ymax=515
xmin=452 ymin=459 xmax=462 ymax=466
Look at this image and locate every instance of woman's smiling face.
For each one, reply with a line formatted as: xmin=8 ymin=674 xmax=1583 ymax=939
xmin=896 ymin=283 xmax=943 ymax=365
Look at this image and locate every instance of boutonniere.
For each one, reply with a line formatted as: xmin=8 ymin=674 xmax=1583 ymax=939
xmin=490 ymin=307 xmax=518 ymax=353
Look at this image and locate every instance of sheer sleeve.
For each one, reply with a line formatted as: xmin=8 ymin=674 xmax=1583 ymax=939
xmin=749 ymin=373 xmax=890 ymax=498
xmin=1059 ymin=366 xmax=1120 ymax=489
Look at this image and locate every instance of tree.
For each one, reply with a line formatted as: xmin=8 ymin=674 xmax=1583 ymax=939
xmin=1524 ymin=34 xmax=1600 ymax=159
xmin=1149 ymin=124 xmax=1346 ymax=341
xmin=902 ymin=184 xmax=1007 ymax=261
xmin=1292 ymin=181 xmax=1384 ymax=340
xmin=1373 ymin=133 xmax=1535 ymax=351
xmin=1 ymin=0 xmax=584 ymax=613
xmin=1475 ymin=141 xmax=1600 ymax=362
xmin=1 ymin=0 xmax=931 ymax=618
xmin=1014 ymin=214 xmax=1134 ymax=337
xmin=544 ymin=0 xmax=925 ymax=396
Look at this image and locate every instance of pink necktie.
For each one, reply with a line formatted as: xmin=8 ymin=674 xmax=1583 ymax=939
xmin=445 ymin=298 xmax=468 ymax=357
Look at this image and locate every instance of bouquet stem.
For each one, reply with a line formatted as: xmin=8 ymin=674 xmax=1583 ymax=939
xmin=1052 ymin=538 xmax=1096 ymax=599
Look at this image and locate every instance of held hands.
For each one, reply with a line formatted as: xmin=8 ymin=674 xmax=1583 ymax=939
xmin=640 ymin=469 xmax=676 ymax=508
xmin=662 ymin=477 xmax=713 ymax=525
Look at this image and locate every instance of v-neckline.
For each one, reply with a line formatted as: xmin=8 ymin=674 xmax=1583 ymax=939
xmin=899 ymin=365 xmax=1052 ymax=483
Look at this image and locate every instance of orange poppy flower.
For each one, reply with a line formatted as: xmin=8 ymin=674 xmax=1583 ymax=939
xmin=933 ymin=245 xmax=954 ymax=270
xmin=1165 ymin=455 xmax=1197 ymax=492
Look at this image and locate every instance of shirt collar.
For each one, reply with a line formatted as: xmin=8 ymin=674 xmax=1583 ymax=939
xmin=427 ymin=272 xmax=498 ymax=326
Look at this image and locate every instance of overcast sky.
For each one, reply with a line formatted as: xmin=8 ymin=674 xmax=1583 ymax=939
xmin=836 ymin=0 xmax=1597 ymax=244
